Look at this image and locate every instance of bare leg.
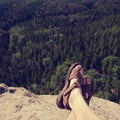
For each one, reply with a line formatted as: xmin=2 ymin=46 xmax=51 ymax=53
xmin=67 ymin=79 xmax=100 ymax=120
xmin=66 ymin=111 xmax=75 ymax=120
xmin=68 ymin=88 xmax=100 ymax=120
xmin=66 ymin=79 xmax=78 ymax=120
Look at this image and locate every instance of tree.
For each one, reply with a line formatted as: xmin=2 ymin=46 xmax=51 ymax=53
xmin=50 ymin=60 xmax=71 ymax=94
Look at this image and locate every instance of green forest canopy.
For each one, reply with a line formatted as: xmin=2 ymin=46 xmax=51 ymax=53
xmin=0 ymin=0 xmax=120 ymax=103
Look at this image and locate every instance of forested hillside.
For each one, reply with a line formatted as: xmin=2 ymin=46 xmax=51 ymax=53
xmin=0 ymin=0 xmax=120 ymax=103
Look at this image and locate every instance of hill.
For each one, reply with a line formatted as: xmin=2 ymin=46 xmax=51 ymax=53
xmin=0 ymin=0 xmax=119 ymax=30
xmin=0 ymin=83 xmax=120 ymax=120
xmin=0 ymin=0 xmax=120 ymax=101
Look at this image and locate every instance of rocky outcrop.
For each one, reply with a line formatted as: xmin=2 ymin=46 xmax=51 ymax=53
xmin=0 ymin=83 xmax=120 ymax=120
xmin=0 ymin=83 xmax=8 ymax=94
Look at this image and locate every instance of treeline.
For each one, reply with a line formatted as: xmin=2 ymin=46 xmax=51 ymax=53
xmin=0 ymin=0 xmax=120 ymax=103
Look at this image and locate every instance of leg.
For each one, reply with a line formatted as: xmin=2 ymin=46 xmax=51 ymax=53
xmin=66 ymin=111 xmax=76 ymax=120
xmin=68 ymin=87 xmax=100 ymax=120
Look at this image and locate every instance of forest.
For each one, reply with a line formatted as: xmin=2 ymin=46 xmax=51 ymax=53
xmin=0 ymin=0 xmax=120 ymax=103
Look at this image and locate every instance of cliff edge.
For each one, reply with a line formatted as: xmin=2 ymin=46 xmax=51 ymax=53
xmin=0 ymin=83 xmax=120 ymax=120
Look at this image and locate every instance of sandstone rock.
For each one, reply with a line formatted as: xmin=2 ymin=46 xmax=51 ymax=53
xmin=0 ymin=83 xmax=120 ymax=120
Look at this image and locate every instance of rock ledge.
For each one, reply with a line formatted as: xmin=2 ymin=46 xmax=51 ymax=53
xmin=0 ymin=83 xmax=120 ymax=120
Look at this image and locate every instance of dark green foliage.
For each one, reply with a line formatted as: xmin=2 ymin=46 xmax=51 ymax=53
xmin=0 ymin=0 xmax=119 ymax=103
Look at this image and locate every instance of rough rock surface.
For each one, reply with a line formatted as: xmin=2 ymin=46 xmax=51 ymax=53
xmin=0 ymin=83 xmax=120 ymax=120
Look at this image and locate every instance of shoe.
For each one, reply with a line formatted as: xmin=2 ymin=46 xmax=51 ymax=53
xmin=56 ymin=79 xmax=81 ymax=110
xmin=82 ymin=76 xmax=93 ymax=105
xmin=56 ymin=63 xmax=80 ymax=110
xmin=56 ymin=76 xmax=93 ymax=110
